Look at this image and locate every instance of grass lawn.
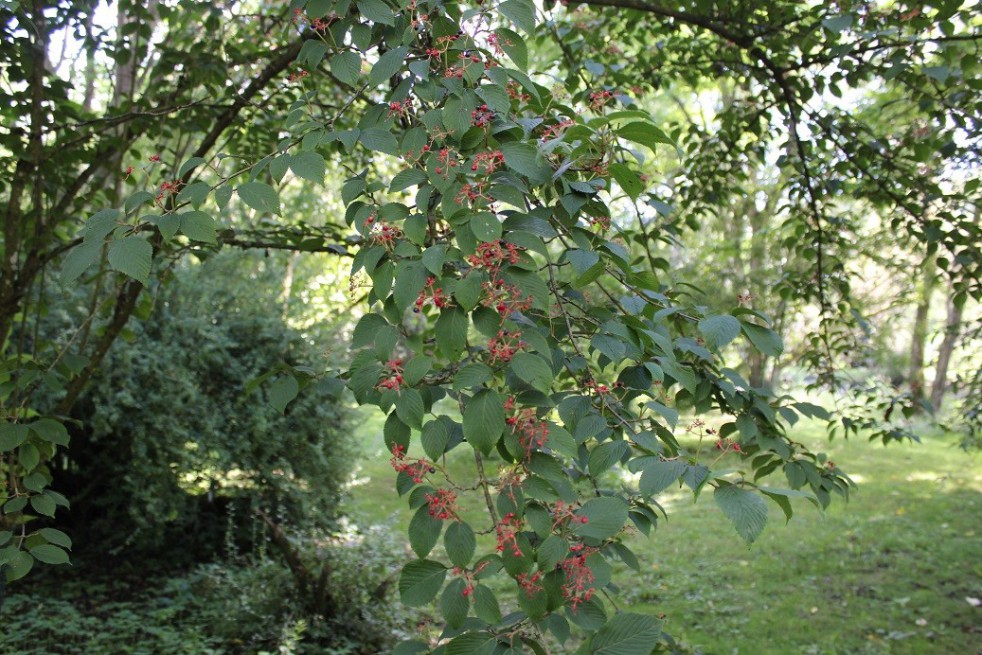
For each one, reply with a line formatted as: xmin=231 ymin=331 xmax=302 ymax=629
xmin=344 ymin=404 xmax=982 ymax=655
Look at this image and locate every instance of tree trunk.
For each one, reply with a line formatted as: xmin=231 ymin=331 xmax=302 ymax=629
xmin=930 ymin=294 xmax=963 ymax=411
xmin=907 ymin=256 xmax=937 ymax=402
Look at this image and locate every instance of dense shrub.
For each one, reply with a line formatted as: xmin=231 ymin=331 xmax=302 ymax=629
xmin=54 ymin=252 xmax=353 ymax=559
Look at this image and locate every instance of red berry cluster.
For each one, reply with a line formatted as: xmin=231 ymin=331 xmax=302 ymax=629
xmin=425 ymin=488 xmax=459 ymax=521
xmin=366 ymin=217 xmax=402 ymax=249
xmin=495 ymin=512 xmax=524 ymax=557
xmin=471 ymin=104 xmax=495 ymax=127
xmin=714 ymin=438 xmax=742 ymax=453
xmin=550 ymin=500 xmax=589 ymax=531
xmin=155 ymin=180 xmax=181 ymax=206
xmin=561 ymin=543 xmax=596 ymax=609
xmin=470 ymin=149 xmax=505 ymax=174
xmin=455 ymin=181 xmax=492 ymax=207
xmin=414 ymin=277 xmax=451 ymax=313
xmin=389 ymin=444 xmax=434 ymax=483
xmin=434 ymin=147 xmax=459 ymax=176
xmin=467 ymin=240 xmax=523 ymax=277
xmin=388 ymin=98 xmax=413 ymax=118
xmin=481 ymin=280 xmax=533 ymax=317
xmin=487 ymin=329 xmax=526 ymax=364
xmin=588 ymin=214 xmax=611 ymax=231
xmin=376 ymin=358 xmax=405 ymax=391
xmin=540 ymin=118 xmax=575 ymax=143
xmin=506 ymin=404 xmax=550 ymax=461
xmin=589 ymin=89 xmax=615 ymax=110
xmin=516 ymin=571 xmax=543 ymax=597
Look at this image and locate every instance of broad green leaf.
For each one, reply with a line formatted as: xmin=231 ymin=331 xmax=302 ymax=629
xmin=108 ymin=237 xmax=152 ymax=285
xmin=494 ymin=28 xmax=528 ymax=70
xmin=609 ymin=163 xmax=643 ymax=200
xmin=4 ymin=550 xmax=34 ymax=582
xmin=399 ymin=559 xmax=447 ymax=606
xmin=463 ymin=389 xmax=505 ymax=454
xmin=639 ymin=459 xmax=686 ymax=496
xmin=409 ymin=505 xmax=443 ymax=558
xmin=742 ymin=322 xmax=784 ymax=357
xmin=588 ymin=440 xmax=628 ymax=476
xmin=30 ymin=494 xmax=56 ymax=517
xmin=297 ymin=39 xmax=328 ymax=67
xmin=473 ymin=585 xmax=502 ymax=624
xmin=499 ymin=0 xmax=536 ymax=33
xmin=698 ymin=315 xmax=741 ymax=349
xmin=396 ymin=388 xmax=425 ymax=429
xmin=268 ymin=375 xmax=299 ymax=413
xmin=471 ymin=212 xmax=503 ymax=242
xmin=453 ymin=362 xmax=493 ymax=391
xmin=574 ymin=497 xmax=628 ymax=540
xmin=39 ymin=528 xmax=72 ymax=549
xmin=444 ymin=521 xmax=476 ymax=568
xmin=435 ymin=306 xmax=469 ymax=357
xmin=500 ymin=142 xmax=551 ymax=184
xmin=590 ymin=612 xmax=663 ymax=655
xmin=357 ymin=0 xmax=395 ymax=25
xmin=29 ymin=544 xmax=70 ymax=565
xmin=179 ymin=210 xmax=218 ymax=244
xmin=237 ymin=181 xmax=281 ymax=215
xmin=360 ymin=128 xmax=400 ymax=155
xmin=441 ymin=578 xmax=470 ymax=629
xmin=331 ymin=51 xmax=362 ymax=87
xmin=714 ymin=483 xmax=768 ymax=545
xmin=369 ymin=46 xmax=409 ymax=86
xmin=290 ymin=152 xmax=326 ymax=185
xmin=421 ymin=419 xmax=449 ymax=461
xmin=391 ymin=168 xmax=429 ymax=193
xmin=616 ymin=122 xmax=675 ymax=152
xmin=510 ymin=352 xmax=553 ymax=392
xmin=0 ymin=423 xmax=29 ymax=451
xmin=61 ymin=239 xmax=102 ymax=284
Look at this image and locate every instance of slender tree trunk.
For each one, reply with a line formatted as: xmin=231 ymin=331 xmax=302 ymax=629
xmin=908 ymin=256 xmax=937 ymax=402
xmin=930 ymin=294 xmax=963 ymax=411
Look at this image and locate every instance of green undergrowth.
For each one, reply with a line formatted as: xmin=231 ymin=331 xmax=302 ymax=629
xmin=346 ymin=404 xmax=982 ymax=654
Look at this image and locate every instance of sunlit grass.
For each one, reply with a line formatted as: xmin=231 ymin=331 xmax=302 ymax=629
xmin=344 ymin=404 xmax=982 ymax=654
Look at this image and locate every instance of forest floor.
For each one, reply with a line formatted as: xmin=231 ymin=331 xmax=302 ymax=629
xmin=346 ymin=404 xmax=982 ymax=655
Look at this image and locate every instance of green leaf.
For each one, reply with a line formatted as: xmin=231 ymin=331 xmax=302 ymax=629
xmin=357 ymin=0 xmax=395 ymax=25
xmin=290 ymin=152 xmax=326 ymax=185
xmin=473 ymin=585 xmax=502 ymax=624
xmin=396 ymin=388 xmax=425 ymax=429
xmin=268 ymin=375 xmax=299 ymax=413
xmin=61 ymin=239 xmax=102 ymax=284
xmin=39 ymin=528 xmax=72 ymax=549
xmin=360 ymin=128 xmax=400 ymax=155
xmin=29 ymin=544 xmax=70 ymax=565
xmin=237 ymin=181 xmax=281 ymax=215
xmin=391 ymin=168 xmax=429 ymax=193
xmin=30 ymin=494 xmax=56 ymax=517
xmin=4 ymin=550 xmax=33 ymax=582
xmin=588 ymin=440 xmax=628 ymax=476
xmin=393 ymin=261 xmax=429 ymax=312
xmin=353 ymin=313 xmax=389 ymax=348
xmin=422 ymin=245 xmax=447 ymax=276
xmin=444 ymin=521 xmax=476 ymax=568
xmin=590 ymin=612 xmax=663 ymax=655
xmin=435 ymin=307 xmax=469 ymax=358
xmin=398 ymin=559 xmax=447 ymax=606
xmin=369 ymin=46 xmax=409 ymax=86
xmin=741 ymin=322 xmax=784 ymax=358
xmin=421 ymin=419 xmax=449 ymax=460
xmin=574 ymin=497 xmax=628 ymax=540
xmin=639 ymin=459 xmax=686 ymax=496
xmin=500 ymin=142 xmax=550 ymax=184
xmin=471 ymin=212 xmax=503 ymax=242
xmin=331 ymin=51 xmax=363 ymax=87
xmin=453 ymin=363 xmax=493 ymax=391
xmin=609 ymin=163 xmax=643 ymax=200
xmin=499 ymin=0 xmax=536 ymax=33
xmin=510 ymin=353 xmax=553 ymax=393
xmin=108 ymin=237 xmax=152 ymax=285
xmin=409 ymin=505 xmax=443 ymax=558
xmin=178 ymin=210 xmax=218 ymax=244
xmin=494 ymin=28 xmax=528 ymax=70
xmin=446 ymin=632 xmax=503 ymax=655
xmin=441 ymin=578 xmax=470 ymax=629
xmin=698 ymin=315 xmax=741 ymax=349
xmin=454 ymin=274 xmax=484 ymax=311
xmin=0 ymin=423 xmax=29 ymax=451
xmin=616 ymin=122 xmax=675 ymax=152
xmin=714 ymin=483 xmax=768 ymax=545
xmin=297 ymin=39 xmax=328 ymax=67
xmin=463 ymin=389 xmax=505 ymax=454
xmin=18 ymin=443 xmax=39 ymax=471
